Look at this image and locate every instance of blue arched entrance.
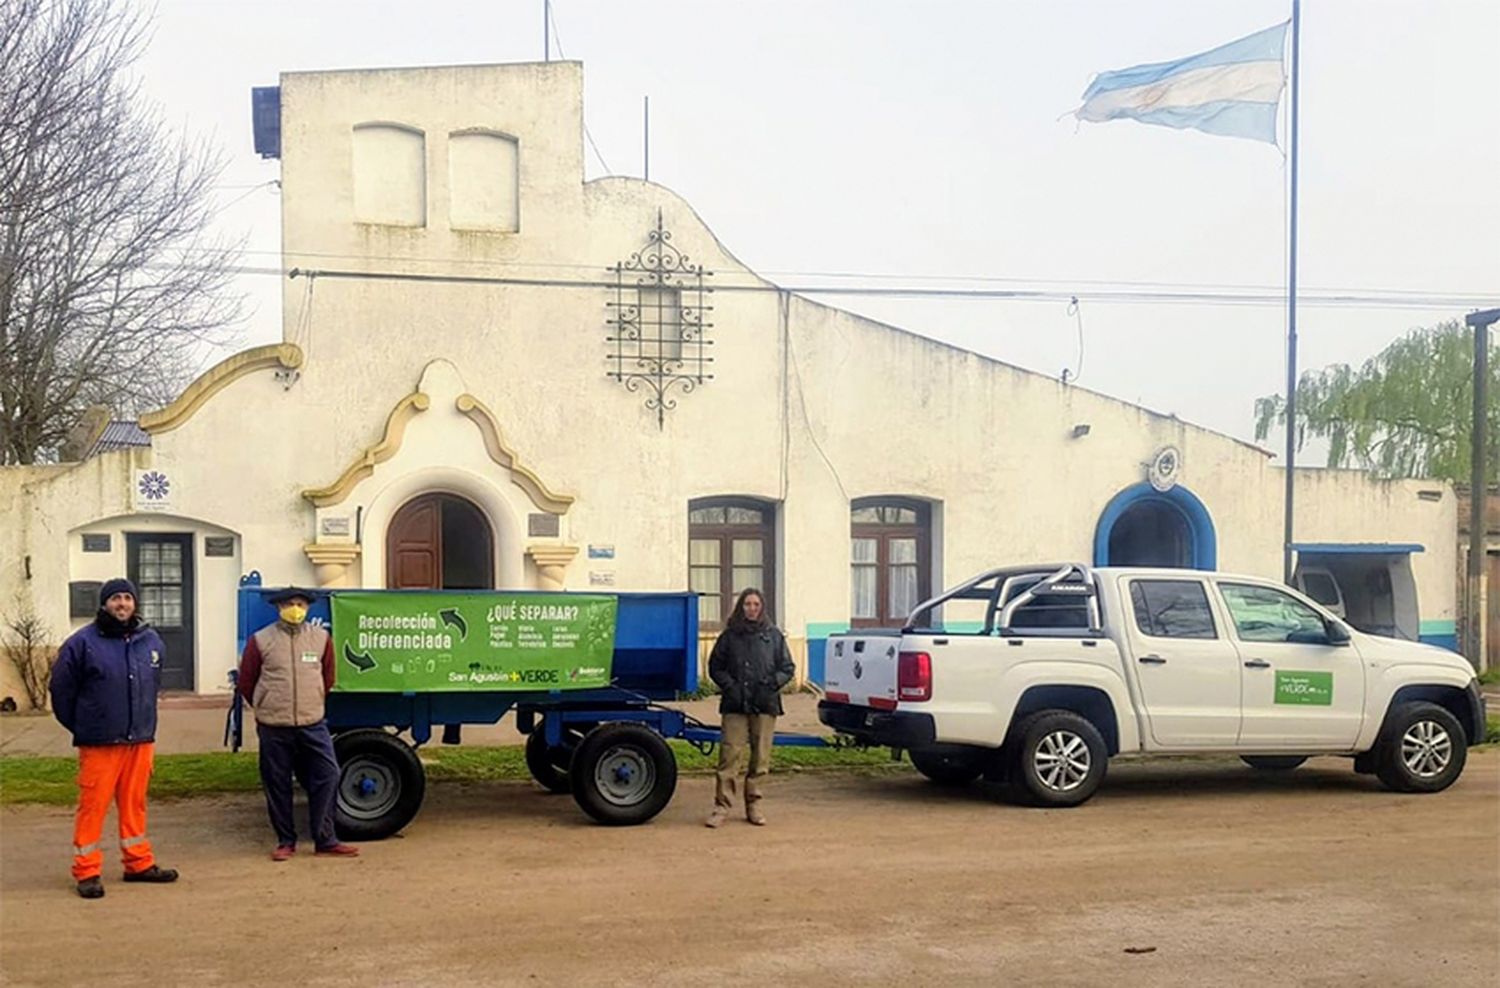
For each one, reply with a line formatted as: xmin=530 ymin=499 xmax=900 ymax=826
xmin=1094 ymin=483 xmax=1217 ymax=570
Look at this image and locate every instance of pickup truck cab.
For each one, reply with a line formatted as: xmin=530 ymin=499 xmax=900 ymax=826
xmin=819 ymin=563 xmax=1485 ymax=807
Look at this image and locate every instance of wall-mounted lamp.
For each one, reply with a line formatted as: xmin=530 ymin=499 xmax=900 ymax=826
xmin=1071 ymin=424 xmax=1092 ymax=439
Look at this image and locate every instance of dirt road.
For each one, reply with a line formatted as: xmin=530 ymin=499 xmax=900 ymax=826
xmin=3 ymin=753 xmax=1497 ymax=987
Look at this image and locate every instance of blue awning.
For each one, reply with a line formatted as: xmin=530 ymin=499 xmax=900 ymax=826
xmin=1292 ymin=542 xmax=1425 ymax=555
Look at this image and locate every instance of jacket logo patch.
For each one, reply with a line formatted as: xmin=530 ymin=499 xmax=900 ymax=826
xmin=300 ymin=651 xmax=320 ymax=664
xmin=150 ymin=650 xmax=161 ymax=667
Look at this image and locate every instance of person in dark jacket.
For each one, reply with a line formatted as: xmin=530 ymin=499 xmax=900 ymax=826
xmin=50 ymin=578 xmax=180 ymax=898
xmin=238 ymin=587 xmax=358 ymax=861
xmin=705 ymin=588 xmax=795 ymax=827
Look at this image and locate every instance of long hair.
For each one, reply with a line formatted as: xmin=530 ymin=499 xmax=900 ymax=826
xmin=726 ymin=587 xmax=771 ymax=632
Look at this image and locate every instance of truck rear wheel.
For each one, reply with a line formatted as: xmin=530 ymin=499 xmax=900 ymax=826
xmin=1007 ymin=710 xmax=1107 ymax=808
xmin=1373 ymin=701 xmax=1467 ymax=794
xmin=333 ymin=729 xmax=426 ymax=841
xmin=910 ymin=747 xmax=987 ymax=787
xmin=570 ymin=723 xmax=678 ymax=826
xmin=1241 ymin=755 xmax=1308 ymax=772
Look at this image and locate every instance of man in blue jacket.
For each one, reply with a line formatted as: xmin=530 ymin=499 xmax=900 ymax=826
xmin=50 ymin=578 xmax=179 ymax=899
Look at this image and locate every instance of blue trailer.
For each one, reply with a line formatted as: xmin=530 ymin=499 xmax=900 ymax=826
xmin=231 ymin=574 xmax=823 ymax=839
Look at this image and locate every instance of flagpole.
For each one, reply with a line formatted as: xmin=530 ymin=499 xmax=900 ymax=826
xmin=1282 ymin=0 xmax=1301 ymax=585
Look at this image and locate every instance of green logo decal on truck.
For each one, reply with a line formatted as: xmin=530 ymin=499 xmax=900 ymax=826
xmin=1274 ymin=670 xmax=1333 ymax=705
xmin=331 ymin=592 xmax=617 ymax=692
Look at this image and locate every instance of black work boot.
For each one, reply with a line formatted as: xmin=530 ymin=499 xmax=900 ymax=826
xmin=76 ymin=877 xmax=104 ymax=899
xmin=122 ymin=865 xmax=179 ymax=883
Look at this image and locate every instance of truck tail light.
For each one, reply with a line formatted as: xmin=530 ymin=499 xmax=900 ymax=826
xmin=897 ymin=651 xmax=932 ymax=702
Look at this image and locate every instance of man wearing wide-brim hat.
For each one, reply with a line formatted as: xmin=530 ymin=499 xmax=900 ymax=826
xmin=237 ymin=587 xmax=358 ymax=861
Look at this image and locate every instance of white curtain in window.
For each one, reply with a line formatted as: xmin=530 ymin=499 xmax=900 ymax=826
xmin=888 ymin=537 xmax=919 ymax=620
xmin=851 ymin=537 xmax=878 ymax=619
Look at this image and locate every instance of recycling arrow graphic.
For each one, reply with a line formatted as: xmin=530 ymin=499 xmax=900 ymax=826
xmin=439 ymin=608 xmax=468 ymax=640
xmin=343 ymin=642 xmax=376 ymax=673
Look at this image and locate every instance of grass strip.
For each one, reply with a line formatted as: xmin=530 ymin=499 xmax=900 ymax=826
xmin=0 ymin=739 xmax=900 ymax=806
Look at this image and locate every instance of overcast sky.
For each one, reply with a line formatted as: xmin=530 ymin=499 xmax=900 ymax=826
xmin=132 ymin=0 xmax=1499 ymax=449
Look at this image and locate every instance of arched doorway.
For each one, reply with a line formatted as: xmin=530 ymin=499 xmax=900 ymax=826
xmin=1108 ymin=499 xmax=1191 ymax=567
xmin=386 ymin=493 xmax=495 ymax=589
xmin=1094 ymin=483 xmax=1216 ymax=570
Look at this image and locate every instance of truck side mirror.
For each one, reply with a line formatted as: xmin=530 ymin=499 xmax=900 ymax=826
xmin=1326 ymin=621 xmax=1351 ymax=646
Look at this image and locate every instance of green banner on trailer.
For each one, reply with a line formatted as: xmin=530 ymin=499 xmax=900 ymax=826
xmin=331 ymin=592 xmax=617 ymax=692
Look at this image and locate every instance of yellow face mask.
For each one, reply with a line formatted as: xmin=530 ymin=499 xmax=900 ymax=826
xmin=278 ymin=605 xmax=308 ymax=625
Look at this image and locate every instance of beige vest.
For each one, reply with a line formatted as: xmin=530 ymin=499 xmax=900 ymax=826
xmin=251 ymin=623 xmax=331 ymax=727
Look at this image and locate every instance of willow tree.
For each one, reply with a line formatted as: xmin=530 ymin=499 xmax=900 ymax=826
xmin=1255 ymin=320 xmax=1499 ymax=484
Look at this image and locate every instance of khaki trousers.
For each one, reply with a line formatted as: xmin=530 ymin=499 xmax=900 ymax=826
xmin=715 ymin=713 xmax=776 ymax=810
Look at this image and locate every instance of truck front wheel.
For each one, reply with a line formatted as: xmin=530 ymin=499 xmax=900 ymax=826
xmin=1007 ymin=710 xmax=1107 ymax=808
xmin=570 ymin=723 xmax=678 ymax=825
xmin=333 ymin=729 xmax=427 ymax=841
xmin=1373 ymin=701 xmax=1468 ymax=794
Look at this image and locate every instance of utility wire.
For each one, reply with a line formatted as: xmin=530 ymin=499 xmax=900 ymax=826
xmin=257 ymin=265 xmax=1488 ymax=311
xmin=120 ymin=259 xmax=1490 ymax=311
xmin=213 ymin=180 xmax=279 ymax=210
xmin=152 ymin=243 xmax=1491 ymax=302
xmin=1061 ymin=296 xmax=1085 ymax=385
xmin=546 ymin=2 xmax=613 ymax=174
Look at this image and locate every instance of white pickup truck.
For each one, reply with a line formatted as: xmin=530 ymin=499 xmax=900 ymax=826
xmin=819 ymin=563 xmax=1485 ymax=807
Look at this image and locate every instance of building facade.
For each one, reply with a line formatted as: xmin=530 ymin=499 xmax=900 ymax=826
xmin=0 ymin=62 xmax=1460 ymax=699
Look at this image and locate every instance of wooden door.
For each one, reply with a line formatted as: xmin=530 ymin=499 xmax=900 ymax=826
xmin=387 ymin=496 xmax=442 ymax=589
xmin=385 ymin=494 xmax=494 ymax=589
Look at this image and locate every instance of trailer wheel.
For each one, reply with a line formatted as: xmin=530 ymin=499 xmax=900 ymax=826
xmin=524 ymin=730 xmax=574 ymax=794
xmin=570 ymin=723 xmax=677 ymax=826
xmin=333 ymin=729 xmax=426 ymax=841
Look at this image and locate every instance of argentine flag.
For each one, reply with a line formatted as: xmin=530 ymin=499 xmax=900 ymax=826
xmin=1076 ymin=22 xmax=1290 ymax=144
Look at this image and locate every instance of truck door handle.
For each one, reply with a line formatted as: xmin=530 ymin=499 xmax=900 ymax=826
xmin=1137 ymin=654 xmax=1167 ymax=665
xmin=1243 ymin=658 xmax=1271 ymax=669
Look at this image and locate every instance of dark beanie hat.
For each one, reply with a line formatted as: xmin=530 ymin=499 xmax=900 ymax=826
xmin=99 ymin=578 xmax=138 ymax=607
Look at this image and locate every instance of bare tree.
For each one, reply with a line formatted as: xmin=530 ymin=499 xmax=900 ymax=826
xmin=0 ymin=0 xmax=242 ymax=465
xmin=3 ymin=603 xmax=54 ymax=711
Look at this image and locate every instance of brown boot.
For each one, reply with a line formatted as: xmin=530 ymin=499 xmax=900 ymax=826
xmin=746 ymin=803 xmax=767 ymax=826
xmin=705 ymin=807 xmax=729 ymax=828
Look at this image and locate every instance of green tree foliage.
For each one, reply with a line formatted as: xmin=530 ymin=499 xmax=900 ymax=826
xmin=1255 ymin=321 xmax=1498 ymax=484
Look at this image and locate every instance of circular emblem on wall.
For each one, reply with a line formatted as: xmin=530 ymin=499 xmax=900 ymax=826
xmin=138 ymin=470 xmax=170 ymax=501
xmin=1148 ymin=446 xmax=1182 ymax=492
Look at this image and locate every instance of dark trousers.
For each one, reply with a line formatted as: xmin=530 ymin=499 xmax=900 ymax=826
xmin=256 ymin=721 xmax=340 ymax=849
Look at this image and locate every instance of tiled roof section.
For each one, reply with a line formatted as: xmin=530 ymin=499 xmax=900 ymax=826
xmin=88 ymin=421 xmax=151 ymax=457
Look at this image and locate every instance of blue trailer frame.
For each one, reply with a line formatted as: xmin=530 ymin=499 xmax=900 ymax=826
xmin=229 ymin=574 xmax=826 ymax=835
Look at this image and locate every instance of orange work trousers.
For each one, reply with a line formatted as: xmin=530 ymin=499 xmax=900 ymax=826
xmin=72 ymin=742 xmax=155 ymax=881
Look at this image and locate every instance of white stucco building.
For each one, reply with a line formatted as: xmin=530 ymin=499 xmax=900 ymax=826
xmin=0 ymin=61 xmax=1460 ymax=699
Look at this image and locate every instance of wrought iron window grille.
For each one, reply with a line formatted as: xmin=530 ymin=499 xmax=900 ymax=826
xmin=606 ymin=210 xmax=714 ymax=428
